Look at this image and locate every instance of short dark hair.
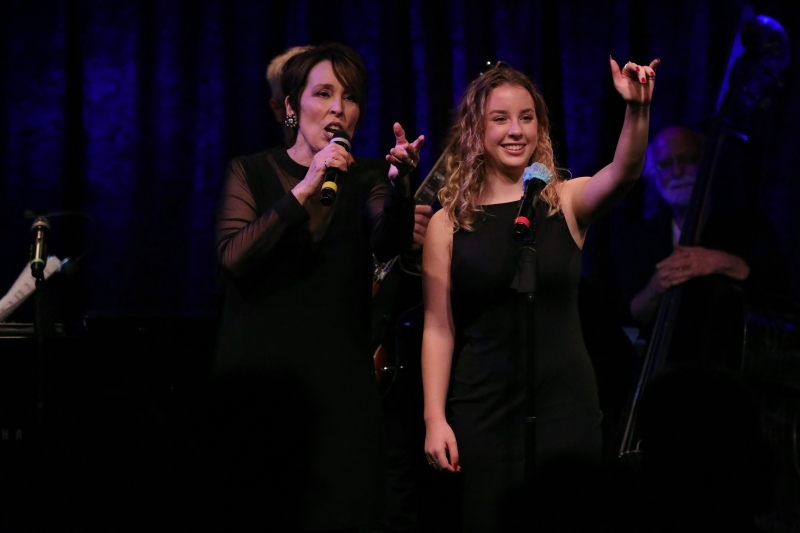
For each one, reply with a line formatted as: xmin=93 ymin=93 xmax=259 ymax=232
xmin=281 ymin=42 xmax=368 ymax=129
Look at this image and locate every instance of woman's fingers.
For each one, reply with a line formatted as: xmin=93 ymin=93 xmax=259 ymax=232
xmin=649 ymin=58 xmax=661 ymax=72
xmin=433 ymin=448 xmax=455 ymax=472
xmin=393 ymin=122 xmax=408 ymax=145
xmin=317 ymin=144 xmax=352 ymax=172
xmin=387 ymin=122 xmax=425 ymax=177
xmin=613 ymin=57 xmax=659 ymax=86
xmin=409 ymin=134 xmax=425 ymax=155
xmin=423 ymin=418 xmax=461 ymax=473
xmin=427 ymin=443 xmax=460 ymax=473
xmin=609 ymin=56 xmax=621 ymax=77
xmin=612 ymin=57 xmax=644 ymax=83
xmin=624 ymin=62 xmax=648 ymax=84
xmin=447 ymin=439 xmax=460 ymax=472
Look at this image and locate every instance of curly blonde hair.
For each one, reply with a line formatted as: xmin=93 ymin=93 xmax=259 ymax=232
xmin=438 ymin=64 xmax=563 ymax=231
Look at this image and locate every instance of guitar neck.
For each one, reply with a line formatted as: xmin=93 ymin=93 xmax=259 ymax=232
xmin=372 ymin=152 xmax=448 ymax=286
xmin=412 ymin=152 xmax=448 ymax=207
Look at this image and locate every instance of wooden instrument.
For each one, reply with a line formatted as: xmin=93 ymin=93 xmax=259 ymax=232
xmin=619 ymin=13 xmax=791 ymax=459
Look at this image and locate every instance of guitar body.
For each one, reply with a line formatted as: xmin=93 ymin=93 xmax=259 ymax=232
xmin=371 ymin=258 xmax=425 ymax=400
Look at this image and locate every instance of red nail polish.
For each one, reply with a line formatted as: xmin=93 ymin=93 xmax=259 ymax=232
xmin=453 ymin=460 xmax=459 ymax=470
xmin=641 ymin=77 xmax=646 ymax=83
xmin=634 ymin=66 xmax=640 ymax=72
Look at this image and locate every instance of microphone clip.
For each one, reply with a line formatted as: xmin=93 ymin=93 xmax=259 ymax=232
xmin=512 ymin=163 xmax=552 ymax=242
xmin=30 ymin=215 xmax=51 ymax=281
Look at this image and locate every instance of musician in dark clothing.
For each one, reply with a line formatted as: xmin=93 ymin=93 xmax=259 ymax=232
xmin=627 ymin=126 xmax=750 ymax=326
xmin=580 ymin=126 xmax=757 ymax=459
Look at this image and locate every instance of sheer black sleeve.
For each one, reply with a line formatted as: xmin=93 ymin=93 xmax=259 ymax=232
xmin=215 ymin=158 xmax=309 ymax=279
xmin=363 ymin=162 xmax=415 ymax=262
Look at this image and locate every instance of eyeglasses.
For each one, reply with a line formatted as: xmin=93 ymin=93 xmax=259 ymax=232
xmin=655 ymin=153 xmax=700 ymax=174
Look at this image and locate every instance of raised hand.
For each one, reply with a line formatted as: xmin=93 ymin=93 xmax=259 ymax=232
xmin=609 ymin=57 xmax=660 ymax=107
xmin=386 ymin=122 xmax=425 ymax=181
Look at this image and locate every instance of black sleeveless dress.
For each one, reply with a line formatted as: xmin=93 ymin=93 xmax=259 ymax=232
xmin=449 ymin=201 xmax=602 ymax=531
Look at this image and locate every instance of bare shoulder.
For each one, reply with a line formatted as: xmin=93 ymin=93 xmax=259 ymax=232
xmin=429 ymin=209 xmax=454 ymax=236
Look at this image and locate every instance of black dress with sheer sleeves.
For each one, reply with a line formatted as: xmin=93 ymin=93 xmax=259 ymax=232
xmin=211 ymin=147 xmax=414 ymax=531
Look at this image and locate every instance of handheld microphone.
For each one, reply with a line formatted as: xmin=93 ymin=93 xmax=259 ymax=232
xmin=512 ymin=163 xmax=552 ymax=241
xmin=30 ymin=215 xmax=51 ymax=280
xmin=320 ymin=130 xmax=352 ymax=206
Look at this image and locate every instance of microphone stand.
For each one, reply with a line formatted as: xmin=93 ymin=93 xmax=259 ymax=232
xmin=30 ymin=215 xmax=51 ymax=435
xmin=33 ymin=267 xmax=47 ymax=433
xmin=33 ymin=273 xmax=46 ymax=433
xmin=510 ymin=201 xmax=539 ymax=503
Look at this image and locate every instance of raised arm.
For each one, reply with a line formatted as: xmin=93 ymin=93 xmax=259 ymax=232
xmin=421 ymin=209 xmax=460 ymax=473
xmin=367 ymin=122 xmax=423 ymax=261
xmin=562 ymin=58 xmax=660 ymax=242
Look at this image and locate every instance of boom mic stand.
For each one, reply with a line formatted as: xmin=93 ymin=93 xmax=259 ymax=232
xmin=30 ymin=216 xmax=50 ymax=432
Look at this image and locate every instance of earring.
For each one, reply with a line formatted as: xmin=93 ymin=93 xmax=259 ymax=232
xmin=284 ymin=113 xmax=298 ymax=129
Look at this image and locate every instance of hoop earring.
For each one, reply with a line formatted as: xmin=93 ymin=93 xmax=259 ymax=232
xmin=284 ymin=113 xmax=298 ymax=129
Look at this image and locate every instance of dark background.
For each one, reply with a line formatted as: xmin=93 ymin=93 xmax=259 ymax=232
xmin=1 ymin=0 xmax=799 ymax=318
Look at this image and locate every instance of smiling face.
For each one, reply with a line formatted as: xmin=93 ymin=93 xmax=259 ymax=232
xmin=482 ymin=84 xmax=538 ymax=180
xmin=287 ymin=60 xmax=360 ymax=163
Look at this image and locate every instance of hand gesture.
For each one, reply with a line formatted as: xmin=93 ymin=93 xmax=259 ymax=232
xmin=424 ymin=418 xmax=461 ymax=473
xmin=386 ymin=122 xmax=425 ymax=181
xmin=609 ymin=57 xmax=660 ymax=107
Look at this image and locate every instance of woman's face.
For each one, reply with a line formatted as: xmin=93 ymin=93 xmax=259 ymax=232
xmin=482 ymin=84 xmax=538 ymax=179
xmin=288 ymin=60 xmax=360 ymax=157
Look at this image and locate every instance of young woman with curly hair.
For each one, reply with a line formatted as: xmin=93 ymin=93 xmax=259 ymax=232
xmin=421 ymin=58 xmax=658 ymax=531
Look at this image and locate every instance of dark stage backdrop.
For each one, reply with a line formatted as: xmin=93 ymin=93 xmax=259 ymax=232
xmin=1 ymin=0 xmax=799 ymax=318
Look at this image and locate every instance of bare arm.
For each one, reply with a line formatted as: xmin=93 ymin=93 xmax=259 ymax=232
xmin=562 ymin=58 xmax=659 ymax=245
xmin=421 ymin=209 xmax=460 ymax=472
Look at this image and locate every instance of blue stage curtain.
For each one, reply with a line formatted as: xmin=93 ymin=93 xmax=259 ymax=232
xmin=1 ymin=0 xmax=798 ymax=315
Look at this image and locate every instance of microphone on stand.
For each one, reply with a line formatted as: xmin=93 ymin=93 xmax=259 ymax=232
xmin=320 ymin=130 xmax=352 ymax=206
xmin=30 ymin=216 xmax=51 ymax=280
xmin=512 ymin=163 xmax=552 ymax=241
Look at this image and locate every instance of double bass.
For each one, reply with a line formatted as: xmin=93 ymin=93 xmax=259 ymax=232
xmin=619 ymin=13 xmax=791 ymax=459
